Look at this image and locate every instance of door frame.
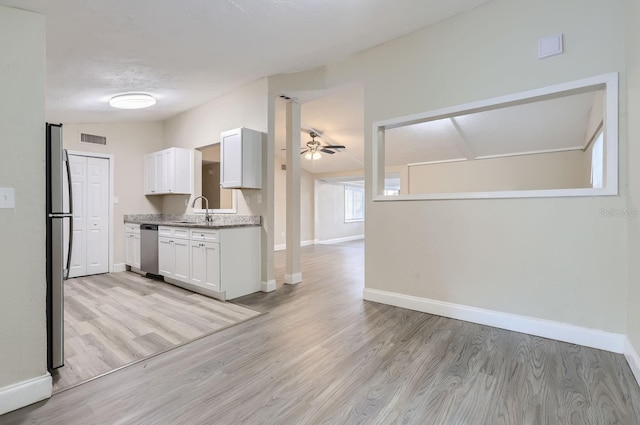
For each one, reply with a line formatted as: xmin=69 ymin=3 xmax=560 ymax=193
xmin=67 ymin=150 xmax=115 ymax=273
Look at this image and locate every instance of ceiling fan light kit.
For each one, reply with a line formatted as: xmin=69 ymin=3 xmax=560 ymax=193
xmin=301 ymin=131 xmax=346 ymax=160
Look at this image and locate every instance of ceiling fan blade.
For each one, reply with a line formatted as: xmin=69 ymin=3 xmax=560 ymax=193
xmin=322 ymin=145 xmax=346 ymax=149
xmin=300 ymin=149 xmax=309 ymax=155
xmin=320 ymin=149 xmax=335 ymax=154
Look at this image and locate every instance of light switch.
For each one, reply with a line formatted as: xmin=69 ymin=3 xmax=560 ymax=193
xmin=538 ymin=34 xmax=563 ymax=59
xmin=0 ymin=188 xmax=15 ymax=208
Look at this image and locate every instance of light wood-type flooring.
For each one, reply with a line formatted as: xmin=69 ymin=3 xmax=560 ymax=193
xmin=55 ymin=272 xmax=261 ymax=392
xmin=4 ymin=240 xmax=640 ymax=424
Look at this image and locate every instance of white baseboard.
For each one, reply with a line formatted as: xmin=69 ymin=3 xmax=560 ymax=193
xmin=274 ymin=240 xmax=316 ymax=252
xmin=363 ymin=288 xmax=626 ymax=354
xmin=625 ymin=338 xmax=640 ymax=385
xmin=261 ymin=279 xmax=276 ymax=292
xmin=284 ymin=272 xmax=302 ymax=285
xmin=0 ymin=373 xmax=52 ymax=416
xmin=317 ymin=235 xmax=364 ymax=245
xmin=112 ymin=263 xmax=127 ymax=273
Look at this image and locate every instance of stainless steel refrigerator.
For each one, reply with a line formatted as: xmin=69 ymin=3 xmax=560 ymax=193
xmin=46 ymin=123 xmax=73 ymax=371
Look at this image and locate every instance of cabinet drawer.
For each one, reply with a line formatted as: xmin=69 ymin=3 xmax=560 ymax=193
xmin=159 ymin=226 xmax=190 ymax=239
xmin=190 ymin=229 xmax=219 ymax=242
xmin=125 ymin=223 xmax=140 ymax=234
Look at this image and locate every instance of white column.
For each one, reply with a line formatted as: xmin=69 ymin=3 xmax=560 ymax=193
xmin=285 ymin=101 xmax=302 ymax=285
xmin=261 ymin=94 xmax=277 ymax=292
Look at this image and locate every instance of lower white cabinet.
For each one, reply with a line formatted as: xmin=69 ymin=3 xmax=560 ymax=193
xmin=158 ymin=228 xmax=190 ymax=283
xmin=190 ymin=240 xmax=220 ymax=292
xmin=144 ymin=224 xmax=260 ymax=300
xmin=125 ymin=224 xmax=141 ymax=270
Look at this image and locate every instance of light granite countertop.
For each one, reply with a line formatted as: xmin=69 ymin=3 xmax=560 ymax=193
xmin=124 ymin=214 xmax=261 ymax=229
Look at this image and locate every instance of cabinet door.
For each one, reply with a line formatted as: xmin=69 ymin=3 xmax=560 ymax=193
xmin=158 ymin=237 xmax=174 ymax=277
xmin=190 ymin=241 xmax=220 ymax=291
xmin=154 ymin=151 xmax=165 ymax=193
xmin=125 ymin=233 xmax=135 ymax=266
xmin=221 ymin=130 xmax=242 ymax=188
xmin=144 ymin=154 xmax=156 ymax=194
xmin=190 ymin=240 xmax=206 ymax=286
xmin=163 ymin=149 xmax=175 ymax=193
xmin=133 ymin=234 xmax=141 ymax=269
xmin=203 ymin=242 xmax=220 ymax=292
xmin=174 ymin=238 xmax=190 ymax=283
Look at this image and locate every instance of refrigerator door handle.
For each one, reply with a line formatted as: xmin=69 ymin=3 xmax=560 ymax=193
xmin=64 ymin=149 xmax=73 ymax=280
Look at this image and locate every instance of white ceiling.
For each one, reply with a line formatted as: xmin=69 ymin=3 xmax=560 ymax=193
xmin=0 ymin=0 xmax=491 ymax=124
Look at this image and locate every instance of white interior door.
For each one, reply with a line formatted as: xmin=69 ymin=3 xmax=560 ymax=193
xmin=67 ymin=154 xmax=109 ymax=278
xmin=68 ymin=155 xmax=87 ymax=278
xmin=86 ymin=157 xmax=109 ymax=275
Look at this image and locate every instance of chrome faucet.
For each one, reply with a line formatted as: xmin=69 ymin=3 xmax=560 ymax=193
xmin=191 ymin=196 xmax=212 ymax=222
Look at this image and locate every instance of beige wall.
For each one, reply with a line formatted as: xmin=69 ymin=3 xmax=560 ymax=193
xmin=62 ymin=122 xmax=164 ymax=266
xmin=318 ymin=0 xmax=628 ymax=332
xmin=626 ymin=0 xmax=640 ymax=354
xmin=162 ymin=78 xmax=272 ymax=284
xmin=408 ymin=150 xmax=590 ymax=194
xmin=0 ymin=7 xmax=46 ymax=389
xmin=274 ymin=156 xmax=315 ymax=247
xmin=162 ymin=78 xmax=268 ymax=216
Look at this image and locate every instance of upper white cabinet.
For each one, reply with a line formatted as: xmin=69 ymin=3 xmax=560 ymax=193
xmin=220 ymin=127 xmax=263 ymax=189
xmin=144 ymin=147 xmax=193 ymax=195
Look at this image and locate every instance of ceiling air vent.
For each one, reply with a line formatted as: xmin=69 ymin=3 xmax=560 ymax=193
xmin=80 ymin=133 xmax=107 ymax=145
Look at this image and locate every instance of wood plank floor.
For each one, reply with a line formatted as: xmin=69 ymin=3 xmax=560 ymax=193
xmin=3 ymin=241 xmax=640 ymax=424
xmin=54 ymin=272 xmax=261 ymax=392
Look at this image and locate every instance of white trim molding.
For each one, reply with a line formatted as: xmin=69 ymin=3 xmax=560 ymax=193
xmin=317 ymin=235 xmax=364 ymax=245
xmin=284 ymin=272 xmax=302 ymax=285
xmin=261 ymin=279 xmax=276 ymax=293
xmin=0 ymin=373 xmax=52 ymax=415
xmin=112 ymin=262 xmax=127 ymax=273
xmin=274 ymin=240 xmax=317 ymax=252
xmin=372 ymin=72 xmax=619 ymax=201
xmin=363 ymin=288 xmax=626 ymax=354
xmin=625 ymin=338 xmax=640 ymax=385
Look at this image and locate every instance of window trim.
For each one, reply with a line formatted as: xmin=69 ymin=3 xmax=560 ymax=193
xmin=344 ymin=184 xmax=365 ymax=223
xmin=372 ymin=72 xmax=619 ymax=201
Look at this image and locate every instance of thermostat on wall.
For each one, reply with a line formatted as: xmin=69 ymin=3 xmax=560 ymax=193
xmin=538 ymin=34 xmax=564 ymax=59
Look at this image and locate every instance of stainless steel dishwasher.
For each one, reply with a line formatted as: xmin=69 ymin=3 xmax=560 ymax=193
xmin=140 ymin=224 xmax=160 ymax=278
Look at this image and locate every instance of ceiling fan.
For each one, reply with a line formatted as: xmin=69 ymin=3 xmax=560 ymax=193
xmin=301 ymin=131 xmax=345 ymax=160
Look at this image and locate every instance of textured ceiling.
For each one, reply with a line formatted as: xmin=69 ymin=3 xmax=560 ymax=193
xmin=0 ymin=0 xmax=491 ymax=123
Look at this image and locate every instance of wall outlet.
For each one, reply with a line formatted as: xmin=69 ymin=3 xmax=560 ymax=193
xmin=0 ymin=187 xmax=15 ymax=208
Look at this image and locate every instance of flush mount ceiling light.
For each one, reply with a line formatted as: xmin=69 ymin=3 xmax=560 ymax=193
xmin=109 ymin=93 xmax=156 ymax=110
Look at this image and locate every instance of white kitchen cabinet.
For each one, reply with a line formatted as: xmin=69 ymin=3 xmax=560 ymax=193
xmin=145 ymin=223 xmax=260 ymax=301
xmin=158 ymin=227 xmax=190 ymax=283
xmin=125 ymin=224 xmax=141 ymax=270
xmin=220 ymin=127 xmax=263 ymax=189
xmin=144 ymin=147 xmax=193 ymax=195
xmin=190 ymin=240 xmax=220 ymax=292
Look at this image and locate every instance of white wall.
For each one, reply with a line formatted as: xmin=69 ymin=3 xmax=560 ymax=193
xmin=0 ymin=4 xmax=47 ymax=401
xmin=62 ymin=122 xmax=164 ymax=267
xmin=315 ymin=180 xmax=364 ymax=242
xmin=321 ymin=0 xmax=628 ymax=333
